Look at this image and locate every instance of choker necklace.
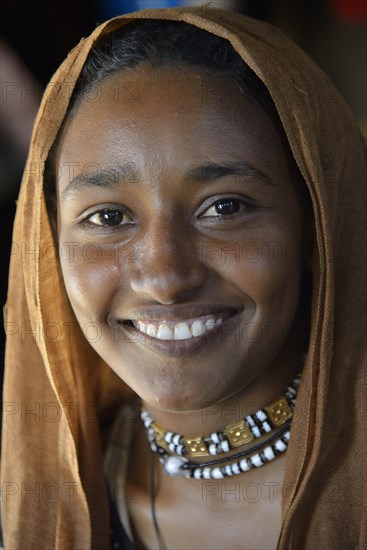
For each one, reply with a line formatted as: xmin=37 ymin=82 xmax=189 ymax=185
xmin=141 ymin=374 xmax=300 ymax=480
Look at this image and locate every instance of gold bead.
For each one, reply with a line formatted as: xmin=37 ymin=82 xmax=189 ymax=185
xmin=225 ymin=421 xmax=254 ymax=447
xmin=182 ymin=437 xmax=209 ymax=458
xmin=265 ymin=396 xmax=292 ymax=427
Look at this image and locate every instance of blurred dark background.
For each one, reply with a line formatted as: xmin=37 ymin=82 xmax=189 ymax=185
xmin=1 ymin=0 xmax=366 ymax=390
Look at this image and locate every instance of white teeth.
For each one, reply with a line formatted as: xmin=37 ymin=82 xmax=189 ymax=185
xmin=174 ymin=322 xmax=192 ymax=340
xmin=133 ymin=315 xmax=224 ymax=340
xmin=157 ymin=323 xmax=174 ymax=340
xmin=191 ymin=320 xmax=205 ymax=337
xmin=147 ymin=324 xmax=157 ymax=337
xmin=205 ymin=319 xmax=216 ymax=330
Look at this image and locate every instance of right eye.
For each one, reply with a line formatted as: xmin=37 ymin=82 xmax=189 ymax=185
xmin=86 ymin=208 xmax=133 ymax=227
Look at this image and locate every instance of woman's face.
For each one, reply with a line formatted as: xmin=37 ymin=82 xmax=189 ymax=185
xmin=57 ymin=67 xmax=306 ymax=411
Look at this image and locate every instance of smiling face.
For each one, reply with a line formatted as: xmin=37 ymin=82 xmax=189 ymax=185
xmin=56 ymin=67 xmax=307 ymax=411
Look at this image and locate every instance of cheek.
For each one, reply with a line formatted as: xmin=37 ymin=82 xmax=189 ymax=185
xmin=59 ymin=241 xmax=121 ymax=324
xmin=253 ymin=244 xmax=302 ymax=333
xmin=211 ymin=233 xmax=302 ymax=319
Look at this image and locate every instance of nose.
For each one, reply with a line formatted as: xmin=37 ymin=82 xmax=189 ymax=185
xmin=129 ymin=216 xmax=208 ymax=304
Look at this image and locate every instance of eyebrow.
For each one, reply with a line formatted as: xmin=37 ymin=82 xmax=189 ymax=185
xmin=61 ymin=160 xmax=274 ymax=199
xmin=61 ymin=165 xmax=138 ymax=199
xmin=190 ymin=162 xmax=274 ymax=186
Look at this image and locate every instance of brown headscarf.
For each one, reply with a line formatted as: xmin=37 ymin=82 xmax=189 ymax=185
xmin=2 ymin=6 xmax=366 ymax=549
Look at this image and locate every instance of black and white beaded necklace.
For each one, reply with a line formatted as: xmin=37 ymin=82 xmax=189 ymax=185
xmin=142 ymin=374 xmax=300 ymax=480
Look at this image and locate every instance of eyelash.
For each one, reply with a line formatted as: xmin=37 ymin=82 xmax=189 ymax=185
xmin=81 ymin=207 xmax=135 ymax=229
xmin=199 ymin=197 xmax=256 ymax=219
xmin=80 ymin=197 xmax=257 ymax=230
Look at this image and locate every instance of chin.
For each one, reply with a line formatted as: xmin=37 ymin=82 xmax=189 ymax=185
xmin=141 ymin=380 xmax=230 ymax=413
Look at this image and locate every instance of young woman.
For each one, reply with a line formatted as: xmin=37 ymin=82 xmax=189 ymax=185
xmin=2 ymin=6 xmax=366 ymax=549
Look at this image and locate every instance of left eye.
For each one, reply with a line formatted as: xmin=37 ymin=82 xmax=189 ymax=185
xmin=86 ymin=209 xmax=132 ymax=226
xmin=200 ymin=198 xmax=247 ymax=217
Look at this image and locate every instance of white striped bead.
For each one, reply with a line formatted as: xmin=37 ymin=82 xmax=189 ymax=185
xmin=193 ymin=468 xmax=202 ymax=479
xmin=212 ymin=468 xmax=224 ymax=479
xmin=246 ymin=416 xmax=255 ymax=427
xmin=210 ymin=432 xmax=220 ymax=444
xmin=164 ymin=432 xmax=173 ymax=443
xmin=208 ymin=444 xmax=217 ymax=455
xmin=256 ymin=410 xmax=267 ymax=421
xmin=263 ymin=446 xmax=275 ymax=460
xmin=219 ymin=440 xmax=230 ymax=453
xmin=252 ymin=426 xmax=261 ymax=438
xmin=202 ymin=467 xmax=212 ymax=479
xmin=231 ymin=462 xmax=241 ymax=475
xmin=240 ymin=459 xmax=250 ymax=472
xmin=224 ymin=464 xmax=233 ymax=476
xmin=172 ymin=434 xmax=181 ymax=445
xmin=251 ymin=454 xmax=263 ymax=468
xmin=263 ymin=421 xmax=272 ymax=432
xmin=275 ymin=439 xmax=287 ymax=452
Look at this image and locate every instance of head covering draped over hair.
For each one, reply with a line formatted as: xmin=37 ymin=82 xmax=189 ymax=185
xmin=2 ymin=6 xmax=366 ymax=549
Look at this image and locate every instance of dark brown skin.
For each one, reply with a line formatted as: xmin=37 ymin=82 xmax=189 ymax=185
xmin=56 ymin=67 xmax=310 ymax=548
xmin=128 ymin=420 xmax=288 ymax=549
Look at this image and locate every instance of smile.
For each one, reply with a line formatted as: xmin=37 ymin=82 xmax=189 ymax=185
xmin=116 ymin=307 xmax=242 ymax=357
xmin=133 ymin=314 xmax=223 ymax=341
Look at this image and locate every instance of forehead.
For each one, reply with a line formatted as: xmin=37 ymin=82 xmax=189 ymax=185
xmin=56 ymin=67 xmax=291 ymax=189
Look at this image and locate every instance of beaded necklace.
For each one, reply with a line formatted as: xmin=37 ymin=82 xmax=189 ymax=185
xmin=142 ymin=374 xmax=300 ymax=480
